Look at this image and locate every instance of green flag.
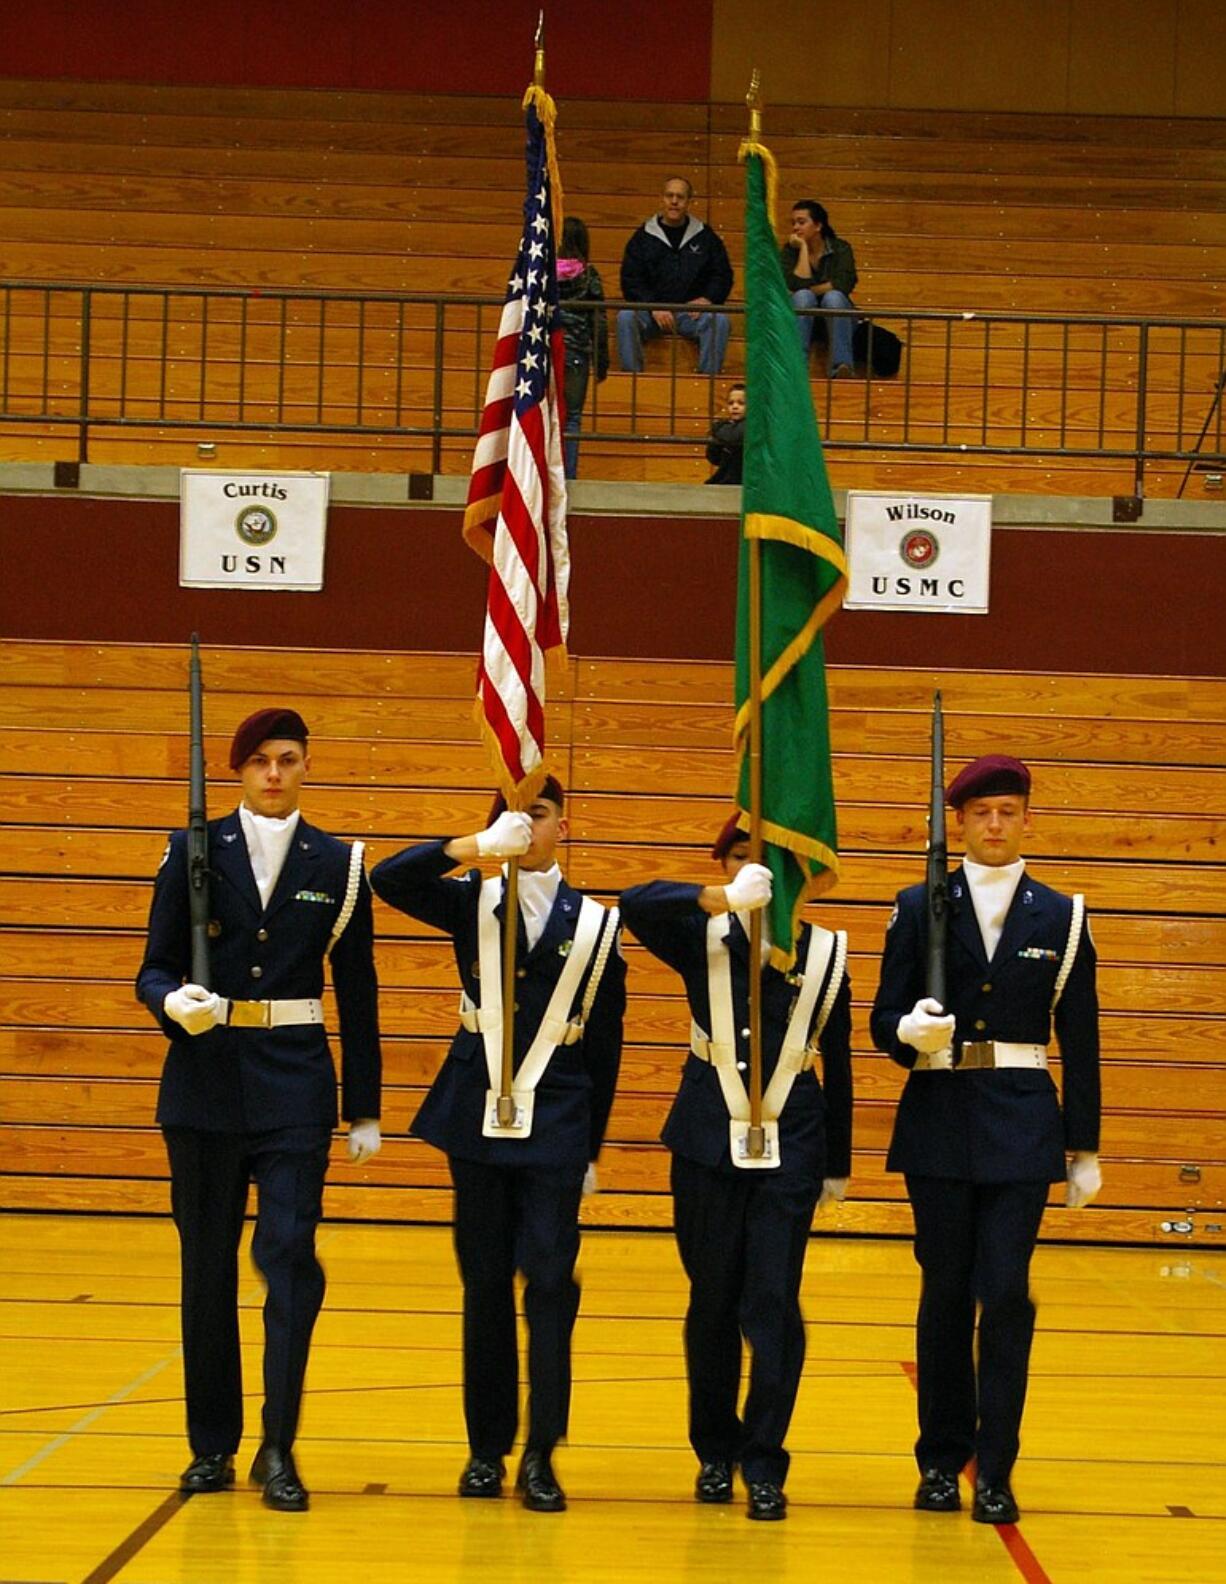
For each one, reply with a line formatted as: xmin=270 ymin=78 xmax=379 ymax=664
xmin=735 ymin=142 xmax=847 ymax=970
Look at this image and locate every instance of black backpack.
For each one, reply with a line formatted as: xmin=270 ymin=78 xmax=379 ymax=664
xmin=852 ymin=320 xmax=904 ymax=378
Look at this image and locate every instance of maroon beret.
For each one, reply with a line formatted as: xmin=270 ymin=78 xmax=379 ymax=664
xmin=711 ymin=811 xmax=750 ymax=861
xmin=229 ymin=707 xmax=309 ymax=771
xmin=946 ymin=754 xmax=1031 ymax=809
xmin=486 ymin=774 xmax=565 ymax=824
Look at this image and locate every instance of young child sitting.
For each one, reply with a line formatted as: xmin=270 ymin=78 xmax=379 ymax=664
xmin=705 ymin=382 xmax=745 ymax=485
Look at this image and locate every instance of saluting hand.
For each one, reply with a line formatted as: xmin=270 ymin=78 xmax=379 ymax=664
xmin=723 ymin=862 xmax=772 ymax=912
xmin=476 ymin=811 xmax=533 ymax=859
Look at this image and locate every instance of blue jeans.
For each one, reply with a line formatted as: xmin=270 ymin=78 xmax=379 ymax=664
xmin=616 ymin=308 xmax=730 ymax=375
xmin=791 ymin=288 xmax=854 ymax=371
xmin=562 ymin=356 xmax=589 ymax=480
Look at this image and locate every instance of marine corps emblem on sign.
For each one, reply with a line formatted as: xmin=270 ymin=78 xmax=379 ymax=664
xmin=900 ymin=529 xmax=939 ymax=569
xmin=235 ymin=504 xmax=278 ymax=546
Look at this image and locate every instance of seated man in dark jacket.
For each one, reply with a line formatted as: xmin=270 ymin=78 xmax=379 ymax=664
xmin=617 ymin=176 xmax=734 ymax=375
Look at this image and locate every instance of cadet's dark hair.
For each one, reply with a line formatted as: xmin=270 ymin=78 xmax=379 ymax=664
xmin=793 ymin=198 xmax=835 ymax=241
xmin=561 ymin=216 xmax=590 ymax=262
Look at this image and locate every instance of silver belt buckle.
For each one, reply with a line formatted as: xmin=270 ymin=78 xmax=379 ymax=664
xmin=229 ymin=1000 xmax=271 ymax=1028
xmin=960 ymin=1040 xmax=994 ymax=1070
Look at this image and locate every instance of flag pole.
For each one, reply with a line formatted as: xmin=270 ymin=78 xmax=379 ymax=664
xmin=744 ymin=69 xmax=766 ymax=1161
xmin=494 ymin=12 xmax=548 ymax=1132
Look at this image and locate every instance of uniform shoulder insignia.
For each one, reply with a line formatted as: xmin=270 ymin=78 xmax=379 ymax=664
xmin=158 ymin=839 xmax=171 ymax=870
xmin=886 ymin=903 xmax=899 ymax=931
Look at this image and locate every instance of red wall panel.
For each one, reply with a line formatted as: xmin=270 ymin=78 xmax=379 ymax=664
xmin=0 ymin=0 xmax=712 ymax=100
xmin=2 ymin=495 xmax=1222 ymax=678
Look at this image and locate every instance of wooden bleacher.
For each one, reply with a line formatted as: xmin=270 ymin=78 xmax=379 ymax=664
xmin=1 ymin=79 xmax=1224 ymax=494
xmin=2 ymin=639 xmax=1223 ymax=1245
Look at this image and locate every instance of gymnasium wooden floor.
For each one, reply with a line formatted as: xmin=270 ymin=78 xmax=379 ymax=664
xmin=1 ymin=1214 xmax=1223 ymax=1584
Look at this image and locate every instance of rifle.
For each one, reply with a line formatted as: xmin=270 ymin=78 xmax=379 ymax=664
xmin=187 ymin=634 xmax=211 ymax=988
xmin=925 ymin=690 xmax=948 ymax=1011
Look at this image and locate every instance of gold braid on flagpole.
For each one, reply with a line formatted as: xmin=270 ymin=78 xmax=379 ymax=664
xmin=737 ymin=70 xmax=779 ymax=232
xmin=522 ymin=83 xmax=565 ymax=245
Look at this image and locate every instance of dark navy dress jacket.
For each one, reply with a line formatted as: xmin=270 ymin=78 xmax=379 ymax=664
xmin=620 ymin=881 xmax=852 ymax=1181
xmin=870 ymin=866 xmax=1100 ymax=1183
xmin=136 ymin=811 xmax=382 ymax=1133
xmin=370 ymin=841 xmax=625 ymax=1170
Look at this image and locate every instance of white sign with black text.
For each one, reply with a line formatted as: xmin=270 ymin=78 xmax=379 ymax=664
xmin=844 ymin=491 xmax=992 ymax=614
xmin=179 ymin=470 xmax=330 ymax=591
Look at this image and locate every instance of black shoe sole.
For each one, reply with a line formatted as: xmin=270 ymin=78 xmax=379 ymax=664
xmin=695 ymin=1489 xmax=733 ymax=1505
xmin=262 ymin=1491 xmax=309 ymax=1513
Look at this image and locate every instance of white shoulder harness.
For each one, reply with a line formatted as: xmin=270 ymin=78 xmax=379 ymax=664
xmin=468 ymin=877 xmax=615 ymax=1105
xmin=697 ymin=917 xmax=845 ymax=1125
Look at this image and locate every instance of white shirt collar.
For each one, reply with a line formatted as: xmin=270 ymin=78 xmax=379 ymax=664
xmin=962 ymin=856 xmax=1025 ymax=960
xmin=238 ymin=804 xmax=300 ymax=908
xmin=507 ymin=862 xmax=562 ymax=951
xmin=734 ymin=909 xmax=773 ymax=965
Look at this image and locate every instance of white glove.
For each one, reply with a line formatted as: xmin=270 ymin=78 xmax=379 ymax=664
xmin=1066 ymin=1151 xmax=1101 ymax=1209
xmin=476 ymin=810 xmax=533 ymax=858
xmin=817 ymin=1178 xmax=848 ymax=1211
xmin=347 ymin=1118 xmax=382 ymax=1164
xmin=898 ymin=997 xmax=956 ymax=1056
xmin=723 ymin=862 xmax=772 ymax=912
xmin=164 ymin=984 xmax=222 ymax=1036
xmin=582 ymin=1162 xmax=599 ymax=1197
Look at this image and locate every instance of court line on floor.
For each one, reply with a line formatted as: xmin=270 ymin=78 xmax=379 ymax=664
xmin=0 ymin=1229 xmax=340 ymax=1490
xmin=79 ymin=1491 xmax=187 ymax=1584
xmin=0 ymin=1350 xmax=180 ymax=1487
xmin=899 ymin=1361 xmax=1056 ymax=1584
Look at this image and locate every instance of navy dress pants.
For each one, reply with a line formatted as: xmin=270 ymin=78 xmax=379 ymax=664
xmin=163 ymin=1124 xmax=331 ymax=1457
xmin=671 ymin=1153 xmax=820 ymax=1487
xmin=448 ymin=1155 xmax=585 ymax=1460
xmin=906 ymin=1174 xmax=1050 ymax=1483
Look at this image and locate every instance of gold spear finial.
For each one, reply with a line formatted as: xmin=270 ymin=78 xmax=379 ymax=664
xmin=534 ymin=10 xmax=545 ymax=87
xmin=746 ymin=67 xmax=762 ymax=141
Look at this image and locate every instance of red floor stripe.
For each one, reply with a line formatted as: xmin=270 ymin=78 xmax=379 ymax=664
xmin=899 ymin=1359 xmax=1056 ymax=1584
xmin=996 ymin=1521 xmax=1057 ymax=1584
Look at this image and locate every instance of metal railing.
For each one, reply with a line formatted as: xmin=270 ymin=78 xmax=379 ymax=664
xmin=1 ymin=281 xmax=1223 ymax=494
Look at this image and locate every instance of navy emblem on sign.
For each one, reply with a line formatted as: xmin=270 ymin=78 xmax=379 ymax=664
xmin=235 ymin=504 xmax=277 ymax=546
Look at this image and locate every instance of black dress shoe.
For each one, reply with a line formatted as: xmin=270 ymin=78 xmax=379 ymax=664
xmin=458 ymin=1456 xmax=505 ymax=1498
xmin=746 ymin=1481 xmax=787 ymax=1521
xmin=914 ymin=1467 xmax=961 ymax=1512
xmin=249 ymin=1444 xmax=309 ymax=1512
xmin=180 ymin=1452 xmax=235 ymax=1493
xmin=972 ymin=1480 xmax=1019 ymax=1525
xmin=516 ymin=1450 xmax=566 ymax=1512
xmin=695 ymin=1459 xmax=734 ymax=1504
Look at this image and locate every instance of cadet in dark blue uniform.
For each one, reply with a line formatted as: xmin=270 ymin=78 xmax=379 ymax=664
xmin=370 ymin=777 xmax=624 ymax=1512
xmin=137 ymin=708 xmax=382 ymax=1512
xmin=871 ymin=755 xmax=1101 ymax=1526
xmin=620 ymin=817 xmax=852 ymax=1521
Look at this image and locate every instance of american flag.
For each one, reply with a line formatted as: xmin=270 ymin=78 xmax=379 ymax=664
xmin=463 ymin=91 xmax=569 ymax=801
